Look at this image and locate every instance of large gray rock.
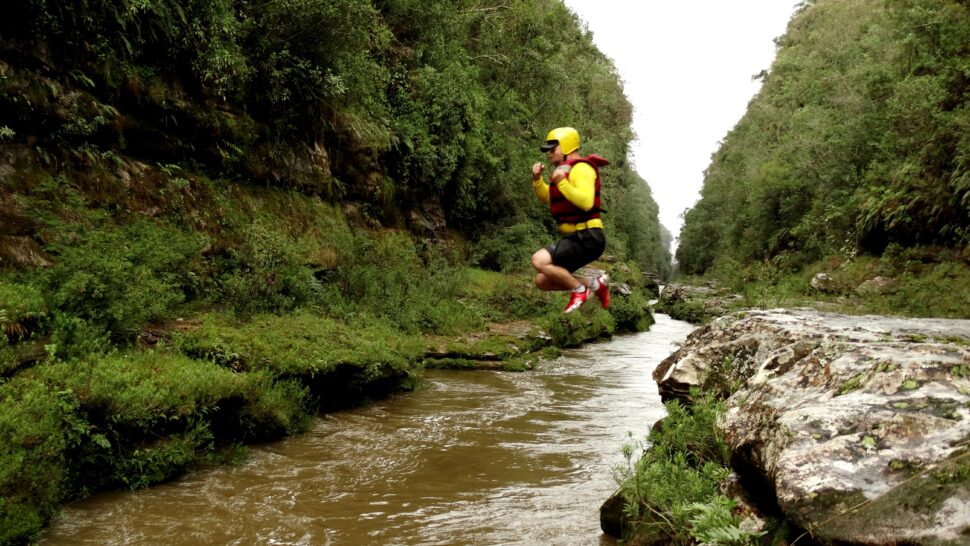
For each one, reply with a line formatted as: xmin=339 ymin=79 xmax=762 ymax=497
xmin=654 ymin=309 xmax=970 ymax=545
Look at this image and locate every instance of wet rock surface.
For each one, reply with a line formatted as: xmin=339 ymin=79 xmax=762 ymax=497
xmin=654 ymin=308 xmax=970 ymax=545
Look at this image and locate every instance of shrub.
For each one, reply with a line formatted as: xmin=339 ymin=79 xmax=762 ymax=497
xmin=0 ymin=281 xmax=47 ymax=341
xmin=41 ymin=221 xmax=206 ymax=343
xmin=110 ymin=420 xmax=214 ymax=490
xmin=46 ymin=313 xmax=111 ymax=362
xmin=648 ymin=398 xmax=730 ymax=466
xmin=472 ymin=222 xmax=548 ymax=273
xmin=615 ymin=393 xmax=750 ymax=544
xmin=662 ymin=300 xmax=711 ymax=324
xmin=608 ymin=289 xmax=654 ymax=333
xmin=0 ymin=378 xmax=85 ymax=544
xmin=218 ymin=220 xmax=320 ymax=315
xmin=36 ymin=350 xmax=311 ymax=489
xmin=320 ymin=232 xmax=486 ymax=334
xmin=457 ymin=268 xmax=553 ymax=322
xmin=541 ymin=306 xmax=614 ymax=348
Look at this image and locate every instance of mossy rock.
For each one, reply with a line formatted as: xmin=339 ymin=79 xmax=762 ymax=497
xmin=806 ymin=450 xmax=970 ymax=544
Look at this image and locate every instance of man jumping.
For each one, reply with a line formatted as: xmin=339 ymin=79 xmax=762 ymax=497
xmin=530 ymin=127 xmax=610 ymax=313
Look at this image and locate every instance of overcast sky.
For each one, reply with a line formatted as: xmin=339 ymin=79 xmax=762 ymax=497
xmin=561 ymin=1 xmax=798 ymax=245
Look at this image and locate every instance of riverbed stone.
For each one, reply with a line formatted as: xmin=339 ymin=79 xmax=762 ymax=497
xmin=810 ymin=272 xmax=837 ymax=293
xmin=855 ymin=275 xmax=899 ymax=296
xmin=653 ymin=308 xmax=970 ymax=545
xmin=600 ymin=490 xmax=625 ymax=538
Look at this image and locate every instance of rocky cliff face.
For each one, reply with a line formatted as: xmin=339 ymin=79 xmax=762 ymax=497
xmin=654 ymin=309 xmax=970 ymax=545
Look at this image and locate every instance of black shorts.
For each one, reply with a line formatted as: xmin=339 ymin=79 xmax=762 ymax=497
xmin=545 ymin=228 xmax=606 ymax=273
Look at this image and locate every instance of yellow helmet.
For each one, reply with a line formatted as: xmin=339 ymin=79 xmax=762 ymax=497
xmin=539 ymin=127 xmax=580 ymax=155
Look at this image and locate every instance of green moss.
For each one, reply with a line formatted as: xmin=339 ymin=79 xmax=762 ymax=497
xmin=814 ymin=455 xmax=970 ymax=544
xmin=500 ymin=358 xmax=534 ymax=372
xmin=541 ymin=346 xmax=562 ymax=360
xmin=875 ymin=361 xmax=900 ymax=373
xmin=932 ymin=460 xmax=970 ymax=484
xmin=838 ymin=372 xmax=867 ymax=396
xmin=541 ymin=307 xmax=614 ymax=348
xmin=659 ymin=299 xmax=711 ymax=324
xmin=888 ymin=458 xmax=924 ymax=475
xmin=924 ymin=398 xmax=963 ymax=421
xmin=935 ymin=336 xmax=970 ymax=347
xmin=803 ymin=488 xmax=870 ymax=530
xmin=175 ymin=312 xmax=424 ymax=378
xmin=423 ymin=357 xmax=481 ymax=370
xmin=440 ymin=335 xmax=522 ymax=360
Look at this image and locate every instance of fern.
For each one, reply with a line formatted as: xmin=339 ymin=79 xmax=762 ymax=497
xmin=687 ymin=496 xmax=766 ymax=545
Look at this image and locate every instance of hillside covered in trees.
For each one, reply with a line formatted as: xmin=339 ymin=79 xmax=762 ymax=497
xmin=675 ymin=0 xmax=969 ymax=318
xmin=1 ymin=0 xmax=669 ymax=275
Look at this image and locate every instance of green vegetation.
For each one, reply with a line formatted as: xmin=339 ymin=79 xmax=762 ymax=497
xmin=0 ymin=1 xmax=670 ymax=542
xmin=675 ymin=0 xmax=970 ymax=318
xmin=1 ymin=242 xmax=651 ymax=545
xmin=613 ymin=393 xmax=771 ymax=545
xmin=0 ymin=0 xmax=670 ymax=278
xmin=0 ymin=350 xmax=311 ymax=544
xmin=668 ymin=245 xmax=970 ymax=324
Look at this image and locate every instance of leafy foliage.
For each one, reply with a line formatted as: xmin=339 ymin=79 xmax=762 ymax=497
xmin=0 ymin=0 xmax=669 ymax=276
xmin=614 ymin=393 xmax=762 ymax=545
xmin=687 ymin=496 xmax=766 ymax=545
xmin=40 ymin=221 xmax=206 ymax=342
xmin=217 ymin=219 xmax=321 ymax=316
xmin=0 ymin=281 xmax=47 ymax=341
xmin=0 ymin=379 xmax=82 ymax=545
xmin=677 ymin=0 xmax=970 ymax=276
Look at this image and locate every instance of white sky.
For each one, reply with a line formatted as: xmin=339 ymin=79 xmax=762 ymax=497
xmin=562 ymin=0 xmax=798 ymax=244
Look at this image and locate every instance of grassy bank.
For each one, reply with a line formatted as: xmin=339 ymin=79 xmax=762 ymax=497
xmin=663 ymin=249 xmax=970 ymax=325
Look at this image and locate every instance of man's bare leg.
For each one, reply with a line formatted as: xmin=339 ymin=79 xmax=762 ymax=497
xmin=531 ymin=248 xmax=587 ymax=291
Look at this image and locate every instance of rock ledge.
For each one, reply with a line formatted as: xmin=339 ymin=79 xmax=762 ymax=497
xmin=654 ymin=308 xmax=970 ymax=545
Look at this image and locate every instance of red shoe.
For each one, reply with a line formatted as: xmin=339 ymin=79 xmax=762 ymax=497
xmin=563 ymin=288 xmax=588 ymax=313
xmin=593 ymin=275 xmax=610 ymax=309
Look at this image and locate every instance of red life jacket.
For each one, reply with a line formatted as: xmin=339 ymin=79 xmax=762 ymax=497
xmin=549 ymin=154 xmax=609 ymax=225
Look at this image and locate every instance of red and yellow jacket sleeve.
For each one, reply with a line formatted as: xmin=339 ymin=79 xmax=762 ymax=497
xmin=533 ymin=175 xmax=551 ymax=203
xmin=533 ymin=162 xmax=597 ymax=209
xmin=532 ymin=163 xmax=596 ymax=210
xmin=554 ymin=162 xmax=597 ymax=210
